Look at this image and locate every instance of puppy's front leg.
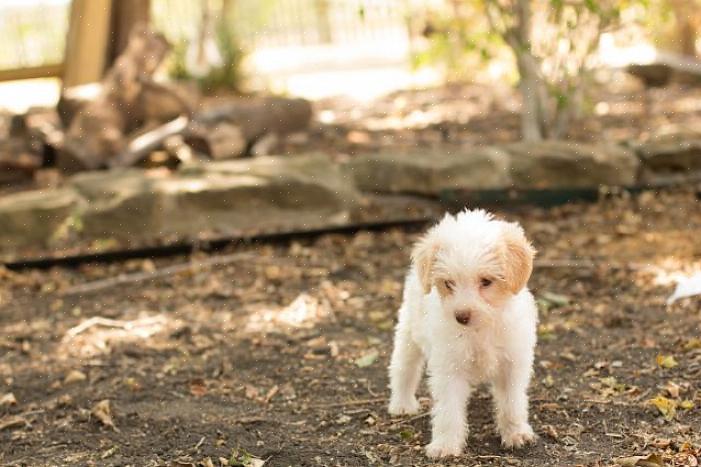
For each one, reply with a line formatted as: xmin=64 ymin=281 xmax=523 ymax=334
xmin=492 ymin=360 xmax=535 ymax=449
xmin=388 ymin=311 xmax=424 ymax=415
xmin=425 ymin=366 xmax=471 ymax=458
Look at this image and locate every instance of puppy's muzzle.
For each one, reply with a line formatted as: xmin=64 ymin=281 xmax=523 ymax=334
xmin=454 ymin=310 xmax=472 ymax=325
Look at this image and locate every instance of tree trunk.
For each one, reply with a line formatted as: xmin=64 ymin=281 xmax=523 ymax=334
xmin=516 ymin=56 xmax=545 ymax=141
xmin=513 ymin=0 xmax=546 ymax=141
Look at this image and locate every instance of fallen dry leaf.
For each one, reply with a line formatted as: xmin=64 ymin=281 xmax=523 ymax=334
xmin=244 ymin=385 xmax=260 ymax=400
xmin=656 ymin=355 xmax=678 ymax=369
xmin=264 ymin=385 xmax=279 ymax=404
xmin=680 ymin=400 xmax=695 ymax=410
xmin=0 ymin=392 xmax=17 ymax=407
xmin=614 ymin=453 xmax=665 ymax=467
xmin=355 ymin=349 xmax=379 ymax=368
xmin=648 ymin=396 xmax=677 ymax=420
xmin=64 ymin=370 xmax=87 ymax=385
xmin=664 ymin=381 xmax=681 ymax=398
xmin=91 ymin=399 xmax=118 ymax=430
xmin=190 ymin=379 xmax=208 ymax=398
xmin=0 ymin=415 xmax=28 ymax=431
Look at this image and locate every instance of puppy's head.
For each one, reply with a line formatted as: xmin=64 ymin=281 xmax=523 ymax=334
xmin=412 ymin=209 xmax=535 ymax=327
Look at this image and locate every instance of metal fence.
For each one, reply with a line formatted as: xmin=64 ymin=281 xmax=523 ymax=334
xmin=0 ymin=0 xmax=70 ymax=70
xmin=153 ymin=0 xmax=408 ymax=49
xmin=0 ymin=0 xmax=409 ymax=77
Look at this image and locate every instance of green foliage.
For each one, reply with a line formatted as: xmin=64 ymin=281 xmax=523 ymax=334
xmin=409 ymin=3 xmax=512 ymax=82
xmin=163 ymin=1 xmax=246 ymax=93
xmin=199 ymin=20 xmax=246 ymax=93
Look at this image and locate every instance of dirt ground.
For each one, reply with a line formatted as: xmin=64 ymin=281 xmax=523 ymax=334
xmin=2 ymin=189 xmax=701 ymax=467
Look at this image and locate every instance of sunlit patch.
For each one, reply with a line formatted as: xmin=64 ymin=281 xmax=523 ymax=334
xmin=60 ymin=314 xmax=182 ymax=357
xmin=645 ymin=258 xmax=701 ymax=287
xmin=245 ymin=293 xmax=331 ymax=333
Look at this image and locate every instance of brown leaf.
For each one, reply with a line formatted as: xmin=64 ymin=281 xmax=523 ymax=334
xmin=615 ymin=453 xmax=665 ymax=467
xmin=190 ymin=379 xmax=208 ymax=398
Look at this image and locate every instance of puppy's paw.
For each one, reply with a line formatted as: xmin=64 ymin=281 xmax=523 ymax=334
xmin=388 ymin=396 xmax=420 ymax=415
xmin=425 ymin=440 xmax=463 ymax=459
xmin=500 ymin=424 xmax=536 ymax=449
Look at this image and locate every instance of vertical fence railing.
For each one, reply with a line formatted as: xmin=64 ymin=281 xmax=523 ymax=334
xmin=0 ymin=0 xmax=71 ymax=80
xmin=153 ymin=0 xmax=408 ymax=51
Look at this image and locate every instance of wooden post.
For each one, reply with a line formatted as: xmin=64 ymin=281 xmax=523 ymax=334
xmin=62 ymin=0 xmax=113 ymax=88
xmin=108 ymin=0 xmax=151 ymax=63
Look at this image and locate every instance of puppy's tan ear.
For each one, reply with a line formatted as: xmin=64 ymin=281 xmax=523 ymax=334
xmin=500 ymin=223 xmax=536 ymax=294
xmin=411 ymin=234 xmax=439 ymax=294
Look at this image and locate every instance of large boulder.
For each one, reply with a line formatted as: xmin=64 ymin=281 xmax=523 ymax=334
xmin=345 ymin=147 xmax=511 ymax=195
xmin=504 ymin=141 xmax=639 ymax=189
xmin=0 ymin=188 xmax=84 ymax=248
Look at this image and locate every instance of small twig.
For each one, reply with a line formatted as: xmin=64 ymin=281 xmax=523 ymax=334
xmin=234 ymin=416 xmax=270 ymax=425
xmin=386 ymin=411 xmax=431 ymax=428
xmin=0 ymin=415 xmax=29 ymax=431
xmin=581 ymin=398 xmax=634 ymax=407
xmin=194 ymin=436 xmax=205 ymax=450
xmin=309 ymin=397 xmax=387 ymax=409
xmin=63 ymin=316 xmax=167 ymax=340
xmin=62 ymin=252 xmax=255 ymax=296
xmin=367 ymin=381 xmax=379 ymax=398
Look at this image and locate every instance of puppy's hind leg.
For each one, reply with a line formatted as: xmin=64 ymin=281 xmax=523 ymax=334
xmin=388 ymin=310 xmax=424 ymax=415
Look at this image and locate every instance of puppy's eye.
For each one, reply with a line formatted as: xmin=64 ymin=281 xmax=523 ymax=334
xmin=444 ymin=280 xmax=455 ymax=292
xmin=480 ymin=278 xmax=493 ymax=288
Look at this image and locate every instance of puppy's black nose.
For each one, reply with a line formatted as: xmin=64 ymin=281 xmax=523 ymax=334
xmin=455 ymin=310 xmax=471 ymax=325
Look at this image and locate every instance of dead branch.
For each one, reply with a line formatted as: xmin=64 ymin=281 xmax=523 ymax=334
xmin=62 ymin=252 xmax=256 ymax=296
xmin=308 ymin=397 xmax=387 ymax=409
xmin=63 ymin=315 xmax=168 ymax=340
xmin=109 ymin=115 xmax=190 ymax=168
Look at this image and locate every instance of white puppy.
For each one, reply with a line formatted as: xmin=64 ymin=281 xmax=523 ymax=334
xmin=388 ymin=209 xmax=538 ymax=458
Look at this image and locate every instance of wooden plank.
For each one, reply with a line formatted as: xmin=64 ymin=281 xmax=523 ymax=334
xmin=62 ymin=0 xmax=113 ymax=88
xmin=0 ymin=64 xmax=64 ymax=82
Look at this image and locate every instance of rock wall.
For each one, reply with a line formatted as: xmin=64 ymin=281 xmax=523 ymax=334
xmin=1 ymin=137 xmax=699 ymax=257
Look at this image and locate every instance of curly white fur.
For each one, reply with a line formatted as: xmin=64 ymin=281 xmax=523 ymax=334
xmin=388 ymin=209 xmax=538 ymax=459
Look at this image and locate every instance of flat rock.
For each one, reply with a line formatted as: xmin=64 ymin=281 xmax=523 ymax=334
xmin=635 ymin=132 xmax=701 ymax=173
xmin=505 ymin=141 xmax=639 ymax=189
xmin=69 ymin=169 xmax=164 ymax=238
xmin=0 ymin=188 xmax=83 ymax=248
xmin=51 ymin=154 xmax=360 ymax=243
xmin=170 ymin=154 xmax=358 ymax=234
xmin=345 ymin=147 xmax=511 ymax=195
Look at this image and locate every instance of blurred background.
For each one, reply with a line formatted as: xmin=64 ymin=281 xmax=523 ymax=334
xmin=3 ymin=3 xmax=701 ymax=466
xmin=1 ymin=0 xmax=701 ymax=255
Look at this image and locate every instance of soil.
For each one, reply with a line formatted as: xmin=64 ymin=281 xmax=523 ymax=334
xmin=2 ymin=189 xmax=701 ymax=466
